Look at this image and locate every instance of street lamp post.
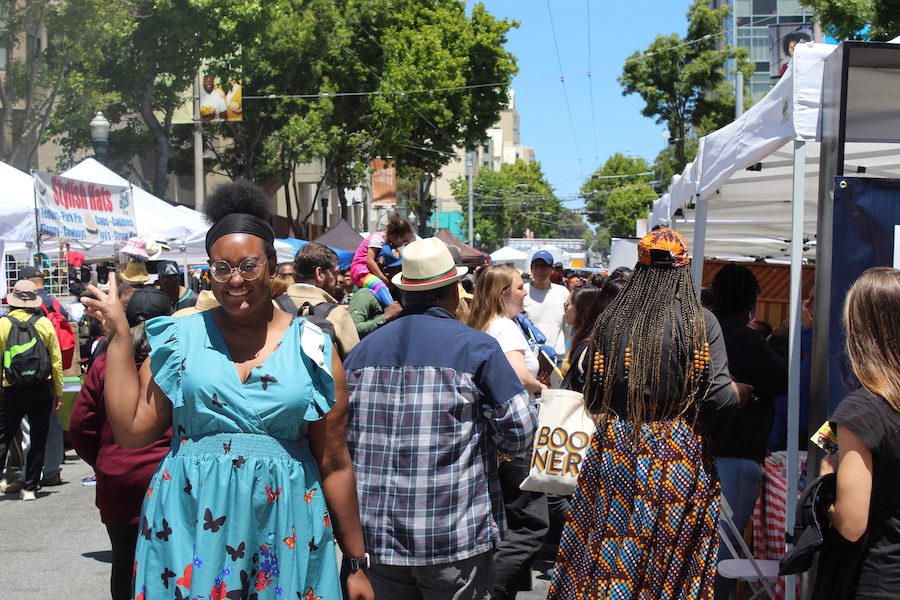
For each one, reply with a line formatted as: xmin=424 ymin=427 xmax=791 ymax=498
xmin=90 ymin=111 xmax=111 ymax=164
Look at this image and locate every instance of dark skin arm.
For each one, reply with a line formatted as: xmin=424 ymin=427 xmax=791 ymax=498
xmin=308 ymin=349 xmax=374 ymax=600
xmin=83 ymin=277 xmax=172 ymax=448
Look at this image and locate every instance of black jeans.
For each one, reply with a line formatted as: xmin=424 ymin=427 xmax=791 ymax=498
xmin=491 ymin=455 xmax=549 ymax=600
xmin=106 ymin=523 xmax=139 ymax=600
xmin=0 ymin=382 xmax=53 ymax=491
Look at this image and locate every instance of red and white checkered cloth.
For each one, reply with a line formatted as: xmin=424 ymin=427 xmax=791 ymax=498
xmin=751 ymin=452 xmax=807 ymax=599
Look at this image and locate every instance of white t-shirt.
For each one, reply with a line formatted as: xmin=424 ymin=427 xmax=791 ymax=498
xmin=486 ymin=317 xmax=539 ymax=379
xmin=523 ymin=282 xmax=569 ymax=356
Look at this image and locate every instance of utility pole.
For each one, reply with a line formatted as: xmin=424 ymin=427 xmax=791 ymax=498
xmin=193 ymin=72 xmax=205 ymax=212
xmin=467 ymin=150 xmax=474 ymax=246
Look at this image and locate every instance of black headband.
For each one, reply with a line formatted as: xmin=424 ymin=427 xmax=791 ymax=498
xmin=205 ymin=213 xmax=275 ymax=256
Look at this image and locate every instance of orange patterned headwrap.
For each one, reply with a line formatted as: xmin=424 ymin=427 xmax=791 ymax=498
xmin=637 ymin=228 xmax=690 ymax=268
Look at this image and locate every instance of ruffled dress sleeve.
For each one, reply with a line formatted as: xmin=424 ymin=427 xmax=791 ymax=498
xmin=145 ymin=316 xmax=183 ymax=407
xmin=298 ymin=319 xmax=335 ymax=422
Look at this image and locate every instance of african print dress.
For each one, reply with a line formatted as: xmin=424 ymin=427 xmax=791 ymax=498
xmin=132 ymin=312 xmax=340 ymax=600
xmin=547 ymin=417 xmax=720 ymax=600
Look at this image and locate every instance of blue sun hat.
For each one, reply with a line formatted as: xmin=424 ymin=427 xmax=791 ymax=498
xmin=376 ymin=243 xmax=402 ymax=269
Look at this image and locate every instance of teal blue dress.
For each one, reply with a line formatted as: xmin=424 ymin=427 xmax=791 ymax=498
xmin=132 ymin=312 xmax=340 ymax=600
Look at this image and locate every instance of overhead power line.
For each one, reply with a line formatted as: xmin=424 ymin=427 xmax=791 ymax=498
xmin=546 ymin=0 xmax=582 ymax=178
xmin=586 ymin=0 xmax=599 ymax=168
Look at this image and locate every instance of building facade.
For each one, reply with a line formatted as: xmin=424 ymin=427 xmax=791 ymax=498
xmin=713 ymin=0 xmax=817 ymax=99
xmin=430 ymin=90 xmax=536 ymax=237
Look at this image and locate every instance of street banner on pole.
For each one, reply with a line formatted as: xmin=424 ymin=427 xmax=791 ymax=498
xmin=371 ymin=158 xmax=397 ymax=206
xmin=32 ymin=170 xmax=137 ymax=241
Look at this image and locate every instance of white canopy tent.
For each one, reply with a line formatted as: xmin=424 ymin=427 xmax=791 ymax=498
xmin=0 ymin=161 xmax=38 ymax=242
xmin=61 ymin=159 xmax=210 ymax=262
xmin=490 ymin=245 xmax=528 ymax=271
xmin=0 ymin=159 xmax=294 ymax=265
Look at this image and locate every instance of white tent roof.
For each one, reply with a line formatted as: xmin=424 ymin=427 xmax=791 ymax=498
xmin=669 ymin=141 xmax=900 ymax=259
xmin=62 ymin=159 xmax=209 ymax=252
xmin=649 ymin=41 xmax=900 ymax=259
xmin=0 ymin=161 xmax=37 ymax=242
xmin=490 ymin=246 xmax=528 ymax=262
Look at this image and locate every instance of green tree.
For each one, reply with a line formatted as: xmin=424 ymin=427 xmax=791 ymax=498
xmin=799 ymin=0 xmax=899 ymax=41
xmin=581 ymin=153 xmax=657 ymax=238
xmin=0 ymin=0 xmax=126 ymax=170
xmin=49 ymin=0 xmax=270 ymax=197
xmin=556 ymin=208 xmax=587 ymax=239
xmin=336 ymin=0 xmax=518 ymax=231
xmin=453 ymin=159 xmax=561 ymax=251
xmin=619 ymin=0 xmax=752 ymax=174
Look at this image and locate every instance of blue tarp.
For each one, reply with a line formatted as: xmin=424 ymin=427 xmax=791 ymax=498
xmin=277 ymin=238 xmax=354 ymax=270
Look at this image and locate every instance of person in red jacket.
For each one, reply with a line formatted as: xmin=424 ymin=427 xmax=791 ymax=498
xmin=69 ymin=287 xmax=173 ymax=600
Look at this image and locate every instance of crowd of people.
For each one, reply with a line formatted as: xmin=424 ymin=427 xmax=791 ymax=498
xmin=1 ymin=179 xmax=898 ymax=599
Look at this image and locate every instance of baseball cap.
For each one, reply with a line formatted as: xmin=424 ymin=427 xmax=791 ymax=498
xmin=531 ymin=250 xmax=554 ymax=266
xmin=157 ymin=261 xmax=179 ymax=277
xmin=18 ymin=266 xmax=44 ymax=280
xmin=126 ymin=288 xmax=173 ymax=326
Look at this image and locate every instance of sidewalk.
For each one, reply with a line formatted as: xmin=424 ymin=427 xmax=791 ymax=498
xmin=0 ymin=452 xmax=553 ymax=599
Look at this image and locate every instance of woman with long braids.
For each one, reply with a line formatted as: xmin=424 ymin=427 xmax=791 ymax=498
xmin=83 ymin=181 xmax=373 ymax=600
xmin=547 ymin=229 xmax=747 ymax=599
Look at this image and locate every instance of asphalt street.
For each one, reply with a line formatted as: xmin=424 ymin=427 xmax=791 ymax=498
xmin=0 ymin=453 xmax=552 ymax=599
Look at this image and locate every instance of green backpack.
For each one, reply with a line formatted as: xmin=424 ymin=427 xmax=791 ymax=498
xmin=3 ymin=315 xmax=52 ymax=387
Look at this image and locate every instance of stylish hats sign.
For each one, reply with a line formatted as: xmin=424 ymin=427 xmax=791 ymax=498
xmin=32 ymin=170 xmax=137 ymax=241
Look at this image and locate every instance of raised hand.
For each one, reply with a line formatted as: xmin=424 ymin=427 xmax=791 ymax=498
xmin=83 ymin=275 xmax=129 ymax=338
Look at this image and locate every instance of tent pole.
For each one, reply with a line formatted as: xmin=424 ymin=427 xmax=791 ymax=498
xmin=691 ymin=139 xmax=707 ymax=296
xmin=785 ymin=139 xmax=806 ymax=600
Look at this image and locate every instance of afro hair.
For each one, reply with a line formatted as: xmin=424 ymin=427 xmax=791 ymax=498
xmin=203 ymin=180 xmax=271 ymax=225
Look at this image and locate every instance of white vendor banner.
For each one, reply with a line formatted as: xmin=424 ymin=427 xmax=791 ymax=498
xmin=33 ymin=170 xmax=137 ymax=241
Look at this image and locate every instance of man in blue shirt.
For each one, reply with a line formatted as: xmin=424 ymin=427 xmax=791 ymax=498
xmin=344 ymin=238 xmax=537 ymax=600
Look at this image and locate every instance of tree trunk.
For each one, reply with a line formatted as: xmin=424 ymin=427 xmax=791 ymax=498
xmin=153 ymin=132 xmax=170 ymax=199
xmin=337 ymin=186 xmax=349 ymax=222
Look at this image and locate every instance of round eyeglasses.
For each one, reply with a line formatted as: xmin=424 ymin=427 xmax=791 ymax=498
xmin=209 ymin=257 xmax=266 ymax=283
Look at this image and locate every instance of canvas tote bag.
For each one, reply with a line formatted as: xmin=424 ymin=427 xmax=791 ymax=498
xmin=519 ymin=388 xmax=595 ymax=495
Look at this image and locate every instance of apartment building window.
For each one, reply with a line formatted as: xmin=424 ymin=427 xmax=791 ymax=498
xmin=753 ymin=0 xmax=776 ymax=14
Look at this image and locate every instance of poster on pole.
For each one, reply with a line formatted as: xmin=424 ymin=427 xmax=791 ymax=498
xmin=32 ymin=171 xmax=137 ymax=242
xmin=769 ymin=23 xmax=813 ymax=78
xmin=171 ymin=59 xmax=242 ymax=124
xmin=371 ymin=158 xmax=397 ymax=206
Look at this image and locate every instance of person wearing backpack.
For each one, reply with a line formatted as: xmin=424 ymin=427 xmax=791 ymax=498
xmin=0 ymin=280 xmax=64 ymax=501
xmin=18 ymin=265 xmax=74 ymax=488
xmin=278 ymin=243 xmax=359 ymax=359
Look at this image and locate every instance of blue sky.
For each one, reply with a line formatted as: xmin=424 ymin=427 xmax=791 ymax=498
xmin=475 ymin=0 xmax=694 ymax=205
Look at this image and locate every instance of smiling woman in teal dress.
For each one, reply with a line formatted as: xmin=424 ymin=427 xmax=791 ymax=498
xmin=84 ymin=181 xmax=374 ymax=600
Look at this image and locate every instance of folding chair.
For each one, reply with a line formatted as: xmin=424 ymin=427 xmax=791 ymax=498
xmin=718 ymin=494 xmax=779 ymax=600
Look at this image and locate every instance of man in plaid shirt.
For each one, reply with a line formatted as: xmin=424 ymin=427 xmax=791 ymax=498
xmin=344 ymin=238 xmax=537 ymax=600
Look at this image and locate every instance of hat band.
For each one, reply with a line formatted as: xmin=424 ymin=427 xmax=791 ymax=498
xmin=400 ymin=265 xmax=458 ymax=286
xmin=14 ymin=291 xmax=38 ymax=302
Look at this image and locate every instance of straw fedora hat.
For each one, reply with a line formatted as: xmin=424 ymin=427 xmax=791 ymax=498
xmin=391 ymin=238 xmax=468 ymax=292
xmin=173 ymin=290 xmax=220 ymax=317
xmin=120 ymin=260 xmax=150 ymax=285
xmin=7 ymin=280 xmax=43 ymax=309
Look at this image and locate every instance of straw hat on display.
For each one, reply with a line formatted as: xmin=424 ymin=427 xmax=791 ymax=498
xmin=120 ymin=260 xmax=150 ymax=285
xmin=173 ymin=290 xmax=220 ymax=317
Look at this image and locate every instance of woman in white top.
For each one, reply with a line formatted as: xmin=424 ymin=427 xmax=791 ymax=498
xmin=468 ymin=264 xmax=545 ymax=396
xmin=467 ymin=264 xmax=548 ymax=600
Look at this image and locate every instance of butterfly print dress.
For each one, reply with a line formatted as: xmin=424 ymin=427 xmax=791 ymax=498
xmin=133 ymin=312 xmax=339 ymax=600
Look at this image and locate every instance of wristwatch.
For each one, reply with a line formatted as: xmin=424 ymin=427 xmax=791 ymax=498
xmin=346 ymin=552 xmax=370 ymax=573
